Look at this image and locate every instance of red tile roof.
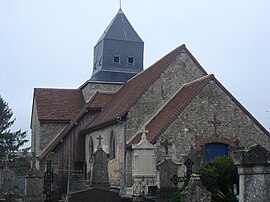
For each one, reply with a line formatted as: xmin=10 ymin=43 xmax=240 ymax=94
xmin=130 ymin=74 xmax=270 ymax=145
xmin=38 ymin=91 xmax=114 ymax=158
xmin=88 ymin=92 xmax=114 ymax=109
xmin=34 ymin=88 xmax=85 ymax=122
xmin=81 ymin=44 xmax=208 ymax=133
xmin=130 ymin=74 xmax=215 ymax=145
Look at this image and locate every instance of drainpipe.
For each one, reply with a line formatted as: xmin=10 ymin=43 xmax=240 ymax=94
xmin=117 ymin=116 xmax=127 ymax=196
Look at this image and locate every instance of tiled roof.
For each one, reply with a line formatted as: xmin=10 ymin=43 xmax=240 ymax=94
xmin=38 ymin=91 xmax=114 ymax=159
xmin=34 ymin=88 xmax=85 ymax=121
xmin=88 ymin=92 xmax=114 ymax=109
xmin=130 ymin=74 xmax=270 ymax=145
xmin=81 ymin=44 xmax=208 ymax=133
xmin=130 ymin=74 xmax=215 ymax=145
xmin=96 ymin=9 xmax=143 ymax=45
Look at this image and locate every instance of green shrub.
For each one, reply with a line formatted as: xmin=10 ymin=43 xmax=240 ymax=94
xmin=197 ymin=157 xmax=238 ymax=202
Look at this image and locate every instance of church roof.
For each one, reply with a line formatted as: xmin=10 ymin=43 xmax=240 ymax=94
xmin=81 ymin=44 xmax=208 ymax=133
xmin=129 ymin=75 xmax=270 ymax=145
xmin=34 ymin=88 xmax=85 ymax=122
xmin=95 ymin=9 xmax=143 ymax=45
xmin=38 ymin=91 xmax=114 ymax=159
xmin=129 ymin=75 xmax=215 ymax=144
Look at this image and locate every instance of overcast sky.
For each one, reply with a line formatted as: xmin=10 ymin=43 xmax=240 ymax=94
xmin=0 ymin=0 xmax=270 ymax=148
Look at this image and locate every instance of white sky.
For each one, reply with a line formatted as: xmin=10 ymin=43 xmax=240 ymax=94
xmin=0 ymin=0 xmax=270 ymax=148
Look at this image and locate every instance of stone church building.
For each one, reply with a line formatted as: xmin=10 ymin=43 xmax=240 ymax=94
xmin=31 ymin=9 xmax=270 ymax=196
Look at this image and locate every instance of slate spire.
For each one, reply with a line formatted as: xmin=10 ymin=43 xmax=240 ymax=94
xmin=90 ymin=9 xmax=144 ymax=83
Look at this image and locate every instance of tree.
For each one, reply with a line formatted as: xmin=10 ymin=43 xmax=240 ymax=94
xmin=0 ymin=95 xmax=28 ymax=162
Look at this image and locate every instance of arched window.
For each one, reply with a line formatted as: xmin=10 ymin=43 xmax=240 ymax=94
xmin=89 ymin=136 xmax=94 ymax=162
xmin=110 ymin=131 xmax=116 ymax=160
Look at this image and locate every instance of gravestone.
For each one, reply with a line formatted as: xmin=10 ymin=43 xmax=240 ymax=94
xmin=70 ymin=172 xmax=87 ymax=192
xmin=132 ymin=128 xmax=156 ymax=196
xmin=0 ymin=168 xmax=14 ymax=200
xmin=179 ymin=174 xmax=211 ymax=202
xmin=156 ymin=159 xmax=179 ymax=202
xmin=234 ymin=144 xmax=270 ymax=202
xmin=90 ymin=145 xmax=110 ymax=190
xmin=24 ymin=153 xmax=43 ymax=202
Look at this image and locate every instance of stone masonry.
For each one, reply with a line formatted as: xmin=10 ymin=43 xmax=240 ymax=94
xmin=154 ymin=80 xmax=270 ymax=165
xmin=234 ymin=144 xmax=270 ymax=202
xmin=127 ymin=50 xmax=206 ymax=142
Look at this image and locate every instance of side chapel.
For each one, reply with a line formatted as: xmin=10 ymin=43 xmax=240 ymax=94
xmin=31 ymin=8 xmax=270 ymax=196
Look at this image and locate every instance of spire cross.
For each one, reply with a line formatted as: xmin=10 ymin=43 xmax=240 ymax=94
xmin=97 ymin=135 xmax=103 ymax=149
xmin=208 ymin=114 xmax=222 ymax=135
xmin=119 ymin=0 xmax=122 ymax=9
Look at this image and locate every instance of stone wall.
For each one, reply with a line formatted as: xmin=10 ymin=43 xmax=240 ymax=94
xmin=31 ymin=99 xmax=40 ymax=157
xmin=127 ymin=50 xmax=206 ymax=142
xmin=85 ymin=123 xmax=125 ymax=187
xmin=81 ymin=82 xmax=122 ymax=102
xmin=155 ymin=80 xmax=270 ymax=166
xmin=39 ymin=122 xmax=68 ymax=152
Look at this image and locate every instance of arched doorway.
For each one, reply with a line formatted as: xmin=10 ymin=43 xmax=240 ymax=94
xmin=205 ymin=143 xmax=228 ymax=161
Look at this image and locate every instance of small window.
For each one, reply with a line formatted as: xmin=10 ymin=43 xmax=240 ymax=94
xmin=113 ymin=56 xmax=120 ymax=63
xmin=128 ymin=57 xmax=134 ymax=64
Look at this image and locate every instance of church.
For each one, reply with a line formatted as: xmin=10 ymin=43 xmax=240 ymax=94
xmin=31 ymin=8 xmax=270 ymax=197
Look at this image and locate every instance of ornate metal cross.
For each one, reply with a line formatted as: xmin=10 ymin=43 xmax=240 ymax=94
xmin=170 ymin=158 xmax=194 ymax=186
xmin=208 ymin=114 xmax=222 ymax=135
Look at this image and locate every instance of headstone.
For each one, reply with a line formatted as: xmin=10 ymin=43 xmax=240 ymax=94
xmin=156 ymin=159 xmax=179 ymax=202
xmin=234 ymin=144 xmax=270 ymax=202
xmin=24 ymin=153 xmax=43 ymax=202
xmin=70 ymin=173 xmax=87 ymax=192
xmin=90 ymin=147 xmax=110 ymax=190
xmin=0 ymin=168 xmax=14 ymax=199
xmin=179 ymin=174 xmax=211 ymax=202
xmin=132 ymin=128 xmax=156 ymax=196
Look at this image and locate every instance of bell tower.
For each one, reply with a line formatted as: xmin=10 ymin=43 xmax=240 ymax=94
xmin=90 ymin=9 xmax=144 ymax=83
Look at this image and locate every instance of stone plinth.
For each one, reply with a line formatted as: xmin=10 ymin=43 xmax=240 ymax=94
xmin=234 ymin=144 xmax=270 ymax=202
xmin=0 ymin=169 xmax=14 ymax=199
xmin=24 ymin=167 xmax=43 ymax=202
xmin=132 ymin=130 xmax=156 ymax=196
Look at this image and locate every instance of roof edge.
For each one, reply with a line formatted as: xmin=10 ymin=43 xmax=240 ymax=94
xmin=38 ymin=91 xmax=106 ymax=159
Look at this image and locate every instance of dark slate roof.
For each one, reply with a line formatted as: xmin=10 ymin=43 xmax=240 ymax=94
xmin=34 ymin=88 xmax=85 ymax=122
xmin=96 ymin=9 xmax=143 ymax=45
xmin=89 ymin=71 xmax=137 ymax=83
xmin=129 ymin=75 xmax=215 ymax=144
xmin=38 ymin=92 xmax=114 ymax=159
xmin=81 ymin=44 xmax=208 ymax=133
